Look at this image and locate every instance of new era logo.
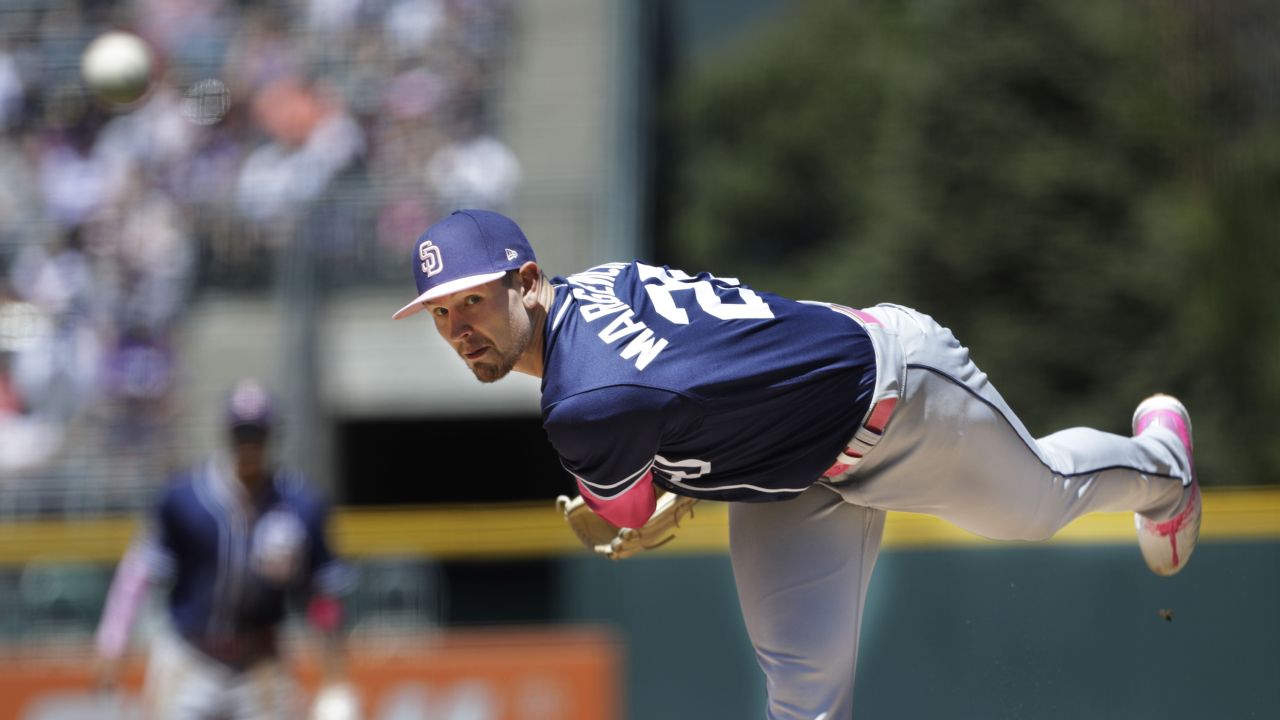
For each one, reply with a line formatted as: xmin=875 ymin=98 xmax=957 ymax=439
xmin=505 ymin=248 xmax=518 ymax=261
xmin=419 ymin=240 xmax=443 ymax=277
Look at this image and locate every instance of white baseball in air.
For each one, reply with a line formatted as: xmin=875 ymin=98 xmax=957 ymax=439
xmin=81 ymin=31 xmax=153 ymax=105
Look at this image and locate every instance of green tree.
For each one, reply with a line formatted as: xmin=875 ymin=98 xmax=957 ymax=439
xmin=660 ymin=0 xmax=1280 ymax=485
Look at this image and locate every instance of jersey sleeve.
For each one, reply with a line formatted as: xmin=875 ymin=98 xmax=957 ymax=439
xmin=544 ymin=385 xmax=686 ymax=528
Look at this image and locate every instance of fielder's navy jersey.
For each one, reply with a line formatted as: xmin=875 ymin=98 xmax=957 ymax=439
xmin=139 ymin=455 xmax=351 ymax=649
xmin=542 ymin=261 xmax=877 ymax=503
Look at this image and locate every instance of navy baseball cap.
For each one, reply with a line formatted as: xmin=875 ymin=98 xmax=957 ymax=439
xmin=391 ymin=209 xmax=536 ymax=320
xmin=225 ymin=378 xmax=275 ymax=438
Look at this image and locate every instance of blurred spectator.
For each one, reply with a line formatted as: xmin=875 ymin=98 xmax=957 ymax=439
xmin=37 ymin=106 xmax=115 ymax=230
xmin=426 ymin=108 xmax=522 ymax=211
xmin=7 ymin=228 xmax=103 ymax=426
xmin=98 ymin=166 xmax=194 ymax=335
xmin=0 ymin=47 xmax=24 ymax=129
xmin=235 ymin=75 xmax=364 ymax=233
xmin=306 ymin=0 xmax=364 ymax=36
xmin=383 ymin=0 xmax=448 ymax=62
xmin=0 ymin=132 xmax=44 ymax=260
xmin=222 ymin=7 xmax=304 ymax=99
xmin=0 ymin=295 xmax=65 ymax=475
xmin=133 ymin=0 xmax=233 ymax=80
xmin=0 ymin=0 xmax=517 ymax=503
xmin=94 ymin=84 xmax=203 ymax=189
xmin=102 ymin=324 xmax=174 ymax=447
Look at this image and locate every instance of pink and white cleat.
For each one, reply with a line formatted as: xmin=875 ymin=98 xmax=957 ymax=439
xmin=1133 ymin=394 xmax=1201 ymax=576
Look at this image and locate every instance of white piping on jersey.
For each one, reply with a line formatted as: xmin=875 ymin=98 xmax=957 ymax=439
xmin=572 ymin=454 xmax=810 ymax=499
xmin=200 ymin=453 xmax=256 ymax=640
xmin=192 ymin=457 xmax=236 ymax=638
xmin=571 ymin=458 xmax=655 ymax=498
xmin=659 ymin=475 xmax=807 ymax=495
xmin=550 ymin=283 xmax=571 ymax=331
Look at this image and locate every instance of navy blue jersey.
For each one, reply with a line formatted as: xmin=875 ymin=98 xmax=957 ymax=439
xmin=541 ymin=261 xmax=876 ymax=503
xmin=139 ymin=455 xmax=351 ymax=644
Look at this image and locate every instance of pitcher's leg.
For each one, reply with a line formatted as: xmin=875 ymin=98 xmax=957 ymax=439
xmin=835 ymin=305 xmax=1186 ymax=541
xmin=1036 ymin=425 xmax=1189 ymax=517
xmin=729 ymin=485 xmax=885 ymax=720
xmin=145 ymin=629 xmax=226 ymax=720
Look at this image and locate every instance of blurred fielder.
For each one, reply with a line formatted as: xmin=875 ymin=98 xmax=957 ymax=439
xmin=94 ymin=379 xmax=356 ymax=720
xmin=391 ymin=209 xmax=1201 ymax=720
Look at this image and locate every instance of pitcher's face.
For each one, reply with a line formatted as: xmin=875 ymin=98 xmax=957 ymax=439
xmin=425 ymin=274 xmax=533 ymax=383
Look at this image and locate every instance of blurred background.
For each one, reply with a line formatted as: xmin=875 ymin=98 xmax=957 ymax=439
xmin=0 ymin=0 xmax=1277 ymax=718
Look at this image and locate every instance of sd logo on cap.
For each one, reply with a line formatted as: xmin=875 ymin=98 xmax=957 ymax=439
xmin=392 ymin=209 xmax=536 ymax=320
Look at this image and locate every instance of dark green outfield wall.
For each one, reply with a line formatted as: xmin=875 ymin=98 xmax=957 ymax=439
xmin=560 ymin=542 xmax=1280 ymax=720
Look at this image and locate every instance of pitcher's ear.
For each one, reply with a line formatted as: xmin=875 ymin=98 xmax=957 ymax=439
xmin=519 ymin=261 xmax=542 ymax=305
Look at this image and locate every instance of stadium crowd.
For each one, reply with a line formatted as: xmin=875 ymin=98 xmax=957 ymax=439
xmin=0 ymin=0 xmax=519 ymax=507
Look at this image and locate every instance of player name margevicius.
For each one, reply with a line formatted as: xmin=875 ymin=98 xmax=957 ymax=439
xmin=564 ymin=263 xmax=669 ymax=371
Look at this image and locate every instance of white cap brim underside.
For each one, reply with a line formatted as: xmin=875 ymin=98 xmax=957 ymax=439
xmin=391 ymin=271 xmax=506 ymax=320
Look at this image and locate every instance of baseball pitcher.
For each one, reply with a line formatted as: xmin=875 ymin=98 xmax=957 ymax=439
xmin=392 ymin=210 xmax=1199 ymax=720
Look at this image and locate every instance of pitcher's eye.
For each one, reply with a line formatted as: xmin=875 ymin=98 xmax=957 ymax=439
xmin=431 ymin=307 xmax=447 ymax=318
xmin=464 ymin=295 xmax=482 ymax=306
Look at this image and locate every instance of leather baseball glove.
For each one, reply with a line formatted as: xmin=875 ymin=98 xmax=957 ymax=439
xmin=555 ymin=491 xmax=699 ymax=560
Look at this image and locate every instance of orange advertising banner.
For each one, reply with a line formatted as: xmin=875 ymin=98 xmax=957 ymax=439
xmin=0 ymin=626 xmax=622 ymax=720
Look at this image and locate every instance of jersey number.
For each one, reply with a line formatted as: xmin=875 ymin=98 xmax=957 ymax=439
xmin=637 ymin=264 xmax=774 ymax=324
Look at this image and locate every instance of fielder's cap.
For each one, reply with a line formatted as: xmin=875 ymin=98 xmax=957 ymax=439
xmin=225 ymin=378 xmax=275 ymax=435
xmin=391 ymin=209 xmax=536 ymax=320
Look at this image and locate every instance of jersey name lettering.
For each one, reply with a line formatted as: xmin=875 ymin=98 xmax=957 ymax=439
xmin=566 ymin=263 xmax=671 ymax=371
xmin=563 ymin=262 xmax=777 ymax=373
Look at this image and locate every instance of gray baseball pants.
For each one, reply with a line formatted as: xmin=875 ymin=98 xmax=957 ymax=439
xmin=143 ymin=625 xmax=298 ymax=719
xmin=728 ymin=303 xmax=1189 ymax=720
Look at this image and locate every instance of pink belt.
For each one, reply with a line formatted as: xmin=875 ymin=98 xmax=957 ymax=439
xmin=822 ymin=306 xmax=899 ymax=478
